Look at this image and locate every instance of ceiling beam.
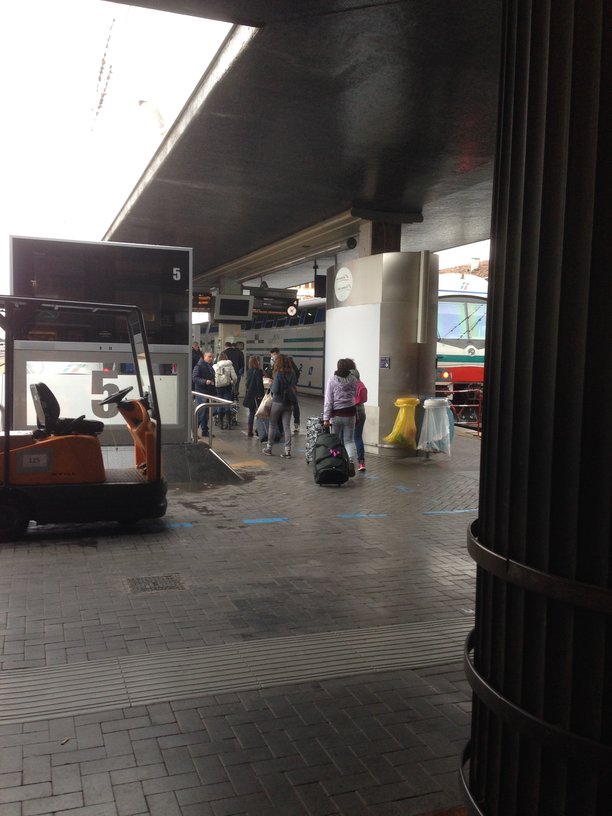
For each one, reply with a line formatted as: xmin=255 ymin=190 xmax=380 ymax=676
xmin=194 ymin=211 xmax=363 ymax=286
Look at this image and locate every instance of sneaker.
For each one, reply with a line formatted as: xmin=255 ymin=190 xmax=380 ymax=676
xmin=358 ymin=462 xmax=366 ymax=472
xmin=280 ymin=452 xmax=292 ymax=459
xmin=263 ymin=448 xmax=272 ymax=456
xmin=247 ymin=432 xmax=254 ymax=437
xmin=293 ymin=424 xmax=300 ymax=434
xmin=348 ymin=460 xmax=356 ymax=477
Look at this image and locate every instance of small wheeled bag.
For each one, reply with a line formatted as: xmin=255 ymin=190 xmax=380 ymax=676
xmin=313 ymin=432 xmax=350 ymax=485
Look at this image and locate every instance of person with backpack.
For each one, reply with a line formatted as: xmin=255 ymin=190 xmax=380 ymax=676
xmin=213 ymin=351 xmax=238 ymax=429
xmin=346 ymin=358 xmax=368 ymax=472
xmin=263 ymin=354 xmax=297 ymax=458
xmin=266 ymin=347 xmax=301 ymax=434
xmin=323 ymin=358 xmax=358 ymax=477
xmin=224 ymin=341 xmax=245 ymax=398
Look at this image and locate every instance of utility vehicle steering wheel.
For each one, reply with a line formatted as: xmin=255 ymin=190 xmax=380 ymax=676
xmin=98 ymin=386 xmax=134 ymax=406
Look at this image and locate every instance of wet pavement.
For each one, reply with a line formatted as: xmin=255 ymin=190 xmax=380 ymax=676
xmin=0 ymin=395 xmax=480 ymax=815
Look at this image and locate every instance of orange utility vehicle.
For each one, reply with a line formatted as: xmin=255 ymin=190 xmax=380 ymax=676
xmin=0 ymin=296 xmax=167 ymax=540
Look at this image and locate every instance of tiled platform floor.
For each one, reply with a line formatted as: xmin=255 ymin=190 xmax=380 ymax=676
xmin=0 ymin=396 xmax=480 ymax=815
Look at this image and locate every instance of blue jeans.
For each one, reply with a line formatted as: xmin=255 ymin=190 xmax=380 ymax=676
xmin=354 ymin=413 xmax=365 ymax=462
xmin=331 ymin=415 xmax=357 ymax=462
xmin=196 ymin=394 xmax=210 ymax=433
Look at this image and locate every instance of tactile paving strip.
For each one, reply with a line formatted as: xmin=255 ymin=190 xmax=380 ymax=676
xmin=0 ymin=617 xmax=473 ymax=723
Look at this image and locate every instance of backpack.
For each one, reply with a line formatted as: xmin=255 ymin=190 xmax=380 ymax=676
xmin=355 ymin=379 xmax=368 ymax=405
xmin=215 ymin=364 xmax=231 ymax=388
xmin=282 ymin=381 xmax=297 ymax=406
xmin=275 ymin=373 xmax=296 ymax=406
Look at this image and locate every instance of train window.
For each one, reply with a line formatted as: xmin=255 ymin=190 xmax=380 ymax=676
xmin=289 ymin=315 xmax=301 ymax=326
xmin=314 ymin=308 xmax=326 ymax=324
xmin=276 ymin=317 xmax=287 ymax=327
xmin=438 ymin=300 xmax=487 ymax=340
xmin=264 ymin=319 xmax=275 ymax=328
xmin=439 ymin=302 xmax=468 ymax=339
xmin=302 ymin=309 xmax=316 ymax=325
xmin=465 ymin=303 xmax=487 ymax=339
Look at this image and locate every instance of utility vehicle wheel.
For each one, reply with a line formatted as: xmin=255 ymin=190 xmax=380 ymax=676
xmin=0 ymin=496 xmax=29 ymax=542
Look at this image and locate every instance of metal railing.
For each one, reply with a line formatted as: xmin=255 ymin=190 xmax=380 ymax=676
xmin=437 ymin=386 xmax=483 ymax=435
xmin=191 ymin=392 xmax=235 ymax=448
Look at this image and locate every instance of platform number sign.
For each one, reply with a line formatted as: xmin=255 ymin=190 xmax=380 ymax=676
xmin=173 ymin=267 xmax=181 ymax=281
xmin=91 ymin=370 xmax=121 ymax=418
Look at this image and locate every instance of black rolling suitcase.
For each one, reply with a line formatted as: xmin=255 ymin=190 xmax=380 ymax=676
xmin=305 ymin=415 xmax=324 ymax=464
xmin=313 ymin=432 xmax=350 ymax=485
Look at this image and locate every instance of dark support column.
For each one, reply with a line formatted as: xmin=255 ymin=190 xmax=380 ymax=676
xmin=371 ymin=221 xmax=401 ymax=254
xmin=462 ymin=2 xmax=611 ymax=815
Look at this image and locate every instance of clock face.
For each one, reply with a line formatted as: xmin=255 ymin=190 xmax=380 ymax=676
xmin=287 ymin=304 xmax=297 ymax=316
xmin=334 ymin=266 xmax=353 ymax=301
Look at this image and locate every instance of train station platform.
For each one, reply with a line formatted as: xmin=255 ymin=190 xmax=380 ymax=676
xmin=0 ymin=394 xmax=480 ymax=816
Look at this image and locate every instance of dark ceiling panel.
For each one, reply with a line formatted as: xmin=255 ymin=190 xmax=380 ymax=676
xmin=104 ymin=0 xmax=501 ymax=285
xmin=103 ymin=0 xmax=413 ymax=26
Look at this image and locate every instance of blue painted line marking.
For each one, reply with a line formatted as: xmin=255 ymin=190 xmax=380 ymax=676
xmin=423 ymin=509 xmax=478 ymax=515
xmin=395 ymin=485 xmax=414 ymax=493
xmin=337 ymin=513 xmax=387 ymax=519
xmin=243 ymin=517 xmax=290 ymax=524
xmin=164 ymin=522 xmax=193 ymax=528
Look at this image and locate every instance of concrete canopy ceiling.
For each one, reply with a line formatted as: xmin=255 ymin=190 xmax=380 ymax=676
xmin=103 ymin=1 xmax=501 ymax=288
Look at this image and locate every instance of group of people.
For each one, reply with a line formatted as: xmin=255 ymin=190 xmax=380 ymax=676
xmin=243 ymin=348 xmax=300 ymax=457
xmin=193 ymin=341 xmax=368 ymax=473
xmin=191 ymin=341 xmax=244 ymax=435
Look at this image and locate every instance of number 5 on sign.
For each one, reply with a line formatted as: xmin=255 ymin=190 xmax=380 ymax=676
xmin=173 ymin=268 xmax=181 ymax=281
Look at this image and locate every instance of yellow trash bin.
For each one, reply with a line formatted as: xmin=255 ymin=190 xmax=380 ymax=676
xmin=383 ymin=397 xmax=420 ymax=448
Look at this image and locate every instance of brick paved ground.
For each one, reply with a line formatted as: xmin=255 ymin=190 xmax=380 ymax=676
xmin=0 ymin=397 xmax=480 ymax=814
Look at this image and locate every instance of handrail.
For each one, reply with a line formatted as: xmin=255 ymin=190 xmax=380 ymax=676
xmin=439 ymin=386 xmax=483 ymax=435
xmin=191 ymin=391 xmax=235 ymax=448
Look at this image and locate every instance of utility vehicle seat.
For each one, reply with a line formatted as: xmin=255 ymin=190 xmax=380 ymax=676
xmin=30 ymin=382 xmax=105 ymax=436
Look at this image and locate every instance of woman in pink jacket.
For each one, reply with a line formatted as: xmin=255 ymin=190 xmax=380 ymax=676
xmin=346 ymin=358 xmax=367 ymax=472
